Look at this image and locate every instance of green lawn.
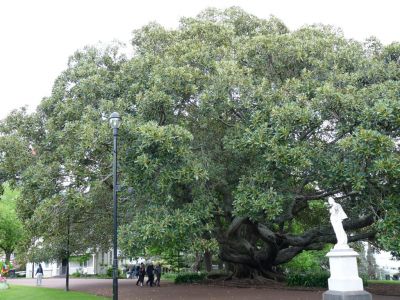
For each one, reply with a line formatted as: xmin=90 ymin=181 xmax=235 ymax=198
xmin=369 ymin=280 xmax=400 ymax=284
xmin=0 ymin=285 xmax=110 ymax=300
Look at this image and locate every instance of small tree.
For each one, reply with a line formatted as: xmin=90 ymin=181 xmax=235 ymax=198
xmin=0 ymin=184 xmax=25 ymax=263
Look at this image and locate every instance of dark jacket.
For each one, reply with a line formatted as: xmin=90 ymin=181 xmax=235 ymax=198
xmin=154 ymin=265 xmax=161 ymax=277
xmin=139 ymin=267 xmax=146 ymax=278
xmin=36 ymin=265 xmax=43 ymax=275
xmin=146 ymin=264 xmax=154 ymax=276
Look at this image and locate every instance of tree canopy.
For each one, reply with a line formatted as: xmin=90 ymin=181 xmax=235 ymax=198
xmin=1 ymin=7 xmax=399 ymax=278
xmin=0 ymin=184 xmax=25 ymax=263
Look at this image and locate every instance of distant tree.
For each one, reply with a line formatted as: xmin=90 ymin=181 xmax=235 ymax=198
xmin=366 ymin=243 xmax=378 ymax=279
xmin=0 ymin=184 xmax=25 ymax=263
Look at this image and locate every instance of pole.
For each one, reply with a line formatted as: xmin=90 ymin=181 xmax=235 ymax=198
xmin=66 ymin=214 xmax=70 ymax=291
xmin=112 ymin=127 xmax=118 ymax=300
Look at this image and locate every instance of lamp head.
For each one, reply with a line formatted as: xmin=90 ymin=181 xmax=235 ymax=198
xmin=109 ymin=112 xmax=122 ymax=129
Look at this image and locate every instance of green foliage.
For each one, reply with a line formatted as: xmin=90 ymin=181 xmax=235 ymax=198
xmin=162 ymin=272 xmax=178 ymax=281
xmin=70 ymin=253 xmax=91 ymax=265
xmin=286 ymin=272 xmax=329 ymax=288
xmin=284 ymin=249 xmax=329 ymax=273
xmin=174 ymin=272 xmax=207 ymax=284
xmin=106 ymin=267 xmax=121 ymax=278
xmin=286 ymin=271 xmax=368 ymax=288
xmin=0 ymin=184 xmax=25 ymax=262
xmin=376 ymin=198 xmax=400 ymax=251
xmin=71 ymin=271 xmax=82 ymax=278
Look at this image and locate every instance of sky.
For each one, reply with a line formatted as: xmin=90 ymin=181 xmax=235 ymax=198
xmin=0 ymin=0 xmax=399 ymax=121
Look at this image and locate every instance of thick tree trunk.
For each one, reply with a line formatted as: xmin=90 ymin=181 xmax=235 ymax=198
xmin=5 ymin=252 xmax=11 ymax=263
xmin=65 ymin=256 xmax=69 ymax=292
xmin=218 ymin=260 xmax=224 ymax=270
xmin=218 ymin=215 xmax=375 ymax=281
xmin=204 ymin=250 xmax=212 ymax=272
xmin=191 ymin=252 xmax=203 ymax=272
xmin=219 ymin=238 xmax=283 ymax=280
xmin=219 ymin=220 xmax=282 ymax=280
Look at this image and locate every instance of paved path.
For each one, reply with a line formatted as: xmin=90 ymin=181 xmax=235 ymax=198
xmin=7 ymin=278 xmax=400 ymax=300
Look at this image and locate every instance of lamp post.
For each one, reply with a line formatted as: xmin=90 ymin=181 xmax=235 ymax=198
xmin=109 ymin=112 xmax=121 ymax=300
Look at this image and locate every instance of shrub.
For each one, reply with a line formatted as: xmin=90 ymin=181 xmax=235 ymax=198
xmin=106 ymin=267 xmax=121 ymax=278
xmin=162 ymin=272 xmax=178 ymax=281
xmin=174 ymin=272 xmax=206 ymax=284
xmin=286 ymin=272 xmax=329 ymax=288
xmin=286 ymin=271 xmax=368 ymax=288
xmin=283 ymin=248 xmax=329 ymax=274
xmin=360 ymin=274 xmax=369 ymax=286
xmin=71 ymin=271 xmax=82 ymax=278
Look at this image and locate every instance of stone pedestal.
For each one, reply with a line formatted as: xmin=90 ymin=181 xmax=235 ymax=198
xmin=323 ymin=291 xmax=372 ymax=300
xmin=323 ymin=247 xmax=372 ymax=300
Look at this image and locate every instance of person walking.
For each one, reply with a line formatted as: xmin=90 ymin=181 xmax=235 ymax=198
xmin=136 ymin=263 xmax=145 ymax=287
xmin=135 ymin=265 xmax=140 ymax=278
xmin=146 ymin=262 xmax=154 ymax=287
xmin=35 ymin=264 xmax=43 ymax=286
xmin=154 ymin=263 xmax=162 ymax=287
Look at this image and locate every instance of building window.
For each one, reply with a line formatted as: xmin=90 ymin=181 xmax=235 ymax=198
xmin=80 ymin=260 xmax=88 ymax=268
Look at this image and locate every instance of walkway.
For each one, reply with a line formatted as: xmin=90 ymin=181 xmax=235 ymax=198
xmin=7 ymin=278 xmax=400 ymax=300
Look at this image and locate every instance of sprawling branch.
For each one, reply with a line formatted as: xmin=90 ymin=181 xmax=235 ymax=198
xmin=276 ymin=190 xmax=339 ymax=225
xmin=226 ymin=216 xmax=248 ymax=237
xmin=273 ymin=214 xmax=375 ymax=265
xmin=294 ymin=189 xmax=340 ymax=202
xmin=283 ymin=214 xmax=374 ymax=247
xmin=274 ymin=230 xmax=376 ymax=265
xmin=256 ymin=223 xmax=277 ymax=244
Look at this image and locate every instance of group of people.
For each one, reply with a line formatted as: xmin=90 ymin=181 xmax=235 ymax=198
xmin=129 ymin=262 xmax=161 ymax=287
xmin=35 ymin=262 xmax=162 ymax=287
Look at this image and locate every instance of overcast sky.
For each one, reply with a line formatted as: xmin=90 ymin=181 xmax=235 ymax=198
xmin=1 ymin=0 xmax=399 ymax=120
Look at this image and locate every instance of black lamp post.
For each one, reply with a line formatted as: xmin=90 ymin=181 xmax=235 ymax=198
xmin=109 ymin=112 xmax=121 ymax=300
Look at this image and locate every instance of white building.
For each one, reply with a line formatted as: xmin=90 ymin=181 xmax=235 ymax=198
xmin=375 ymin=251 xmax=400 ymax=280
xmin=26 ymin=251 xmax=144 ymax=278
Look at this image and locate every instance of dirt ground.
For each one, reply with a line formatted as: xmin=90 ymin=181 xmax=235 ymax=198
xmin=7 ymin=278 xmax=400 ymax=300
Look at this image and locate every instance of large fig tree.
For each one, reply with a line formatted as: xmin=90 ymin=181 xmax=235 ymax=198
xmin=1 ymin=7 xmax=399 ymax=280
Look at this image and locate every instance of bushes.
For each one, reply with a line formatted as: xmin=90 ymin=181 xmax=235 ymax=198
xmin=71 ymin=271 xmax=82 ymax=278
xmin=284 ymin=248 xmax=331 ymax=288
xmin=106 ymin=267 xmax=121 ymax=278
xmin=286 ymin=272 xmax=329 ymax=288
xmin=286 ymin=271 xmax=369 ymax=288
xmin=174 ymin=272 xmax=206 ymax=284
xmin=162 ymin=272 xmax=178 ymax=281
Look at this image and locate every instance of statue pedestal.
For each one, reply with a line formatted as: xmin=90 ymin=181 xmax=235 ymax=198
xmin=323 ymin=248 xmax=372 ymax=300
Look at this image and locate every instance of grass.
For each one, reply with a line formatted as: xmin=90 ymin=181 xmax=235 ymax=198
xmin=0 ymin=285 xmax=110 ymax=300
xmin=368 ymin=280 xmax=400 ymax=284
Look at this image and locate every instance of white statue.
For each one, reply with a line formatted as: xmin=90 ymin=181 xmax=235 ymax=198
xmin=328 ymin=197 xmax=348 ymax=249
